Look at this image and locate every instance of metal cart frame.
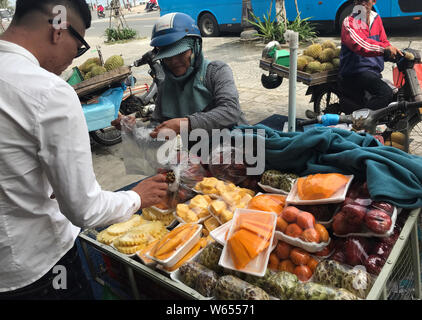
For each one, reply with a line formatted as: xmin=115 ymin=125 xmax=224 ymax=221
xmin=78 ymin=208 xmax=421 ymax=300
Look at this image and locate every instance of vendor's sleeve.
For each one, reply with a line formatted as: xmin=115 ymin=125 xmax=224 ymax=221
xmin=36 ymin=81 xmax=141 ymax=228
xmin=188 ymin=61 xmax=245 ymax=131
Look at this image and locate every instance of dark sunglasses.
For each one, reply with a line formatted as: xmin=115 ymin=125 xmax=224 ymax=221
xmin=48 ymin=19 xmax=90 ymax=58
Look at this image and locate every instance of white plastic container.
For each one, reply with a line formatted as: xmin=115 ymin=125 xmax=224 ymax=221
xmin=218 ymin=208 xmax=277 ymax=277
xmin=146 ymin=224 xmax=202 ymax=268
xmin=286 ymin=175 xmax=354 ymax=205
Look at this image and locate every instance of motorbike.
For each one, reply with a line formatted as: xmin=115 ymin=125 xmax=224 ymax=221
xmin=97 ymin=10 xmax=106 ymax=18
xmin=145 ymin=1 xmax=159 ymax=12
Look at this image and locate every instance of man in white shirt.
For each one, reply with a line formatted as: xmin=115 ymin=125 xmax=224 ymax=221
xmin=0 ymin=0 xmax=168 ymax=299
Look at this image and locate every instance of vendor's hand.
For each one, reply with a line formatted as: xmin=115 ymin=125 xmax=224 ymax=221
xmin=131 ymin=174 xmax=168 ymax=209
xmin=385 ymin=46 xmax=403 ymax=58
xmin=111 ymin=114 xmax=136 ymax=131
xmin=150 ymin=117 xmax=189 ymax=138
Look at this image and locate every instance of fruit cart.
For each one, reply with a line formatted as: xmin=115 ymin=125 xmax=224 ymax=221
xmin=77 ymin=174 xmax=422 ymax=300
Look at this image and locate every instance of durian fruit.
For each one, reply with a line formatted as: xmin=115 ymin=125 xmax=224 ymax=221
xmin=79 ymin=57 xmax=101 ymax=73
xmin=104 ymin=55 xmax=124 ymax=71
xmin=334 ymin=47 xmax=341 ymax=58
xmin=320 ymin=62 xmax=334 ymax=72
xmin=91 ymin=65 xmax=107 ymax=77
xmin=332 ymin=58 xmax=340 ymax=68
xmin=321 ymin=40 xmax=336 ymax=50
xmin=305 ymin=61 xmax=322 ymax=74
xmin=318 ymin=48 xmax=335 ymax=63
xmin=304 ymin=43 xmax=323 ymax=60
xmin=84 ymin=71 xmax=93 ymax=80
xmin=299 ymin=55 xmax=315 ymax=63
xmin=297 ymin=56 xmax=309 ymax=71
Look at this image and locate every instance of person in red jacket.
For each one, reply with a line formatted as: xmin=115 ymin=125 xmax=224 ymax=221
xmin=339 ymin=0 xmax=403 ymax=110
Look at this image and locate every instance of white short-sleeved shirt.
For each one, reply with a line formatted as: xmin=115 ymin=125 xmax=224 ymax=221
xmin=0 ymin=40 xmax=141 ymax=292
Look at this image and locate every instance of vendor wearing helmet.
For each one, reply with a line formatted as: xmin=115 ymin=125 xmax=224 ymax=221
xmin=148 ymin=12 xmax=248 ymax=138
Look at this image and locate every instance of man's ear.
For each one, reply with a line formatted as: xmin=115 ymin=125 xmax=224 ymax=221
xmin=51 ymin=27 xmax=64 ymax=45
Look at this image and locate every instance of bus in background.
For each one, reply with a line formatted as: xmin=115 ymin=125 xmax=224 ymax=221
xmin=157 ymin=0 xmax=422 ymax=37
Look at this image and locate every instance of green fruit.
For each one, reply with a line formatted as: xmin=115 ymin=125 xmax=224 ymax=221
xmin=299 ymin=55 xmax=315 ymax=63
xmin=332 ymin=58 xmax=340 ymax=68
xmin=260 ymin=170 xmax=283 ymax=188
xmin=334 ymin=47 xmax=341 ymax=58
xmin=84 ymin=71 xmax=92 ymax=80
xmin=297 ymin=57 xmax=308 ymax=71
xmin=318 ymin=48 xmax=335 ymax=63
xmin=79 ymin=57 xmax=101 ymax=73
xmin=305 ymin=61 xmax=322 ymax=74
xmin=91 ymin=65 xmax=107 ymax=76
xmin=321 ymin=40 xmax=336 ymax=50
xmin=104 ymin=55 xmax=124 ymax=71
xmin=320 ymin=62 xmax=334 ymax=72
xmin=304 ymin=43 xmax=323 ymax=59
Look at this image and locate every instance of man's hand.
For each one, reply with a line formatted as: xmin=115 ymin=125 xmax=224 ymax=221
xmin=111 ymin=114 xmax=136 ymax=131
xmin=131 ymin=174 xmax=168 ymax=209
xmin=385 ymin=46 xmax=403 ymax=58
xmin=150 ymin=117 xmax=189 ymax=138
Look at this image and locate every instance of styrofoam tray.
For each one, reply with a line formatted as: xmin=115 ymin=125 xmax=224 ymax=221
xmin=333 ymin=206 xmax=399 ymax=238
xmin=286 ymin=175 xmax=354 ymax=205
xmin=155 ymin=247 xmax=204 ymax=275
xmin=218 ymin=208 xmax=277 ymax=277
xmin=274 ymin=231 xmax=331 ymax=253
xmin=151 ymin=205 xmax=175 ymax=215
xmin=146 ymin=224 xmax=202 ymax=268
xmin=257 ymin=182 xmax=290 ymax=195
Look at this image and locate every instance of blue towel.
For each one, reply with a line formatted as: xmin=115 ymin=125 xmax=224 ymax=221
xmin=235 ymin=124 xmax=422 ymax=209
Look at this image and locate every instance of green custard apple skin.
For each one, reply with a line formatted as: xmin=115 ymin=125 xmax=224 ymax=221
xmin=84 ymin=71 xmax=92 ymax=80
xmin=260 ymin=170 xmax=283 ymax=188
xmin=104 ymin=55 xmax=124 ymax=71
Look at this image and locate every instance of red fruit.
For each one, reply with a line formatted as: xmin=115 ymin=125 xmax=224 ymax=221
xmin=331 ymin=250 xmax=346 ymax=264
xmin=344 ymin=237 xmax=369 ymax=266
xmin=342 ymin=204 xmax=367 ymax=227
xmin=371 ymin=201 xmax=394 ymax=215
xmin=332 ymin=211 xmax=361 ymax=235
xmin=365 ymin=209 xmax=392 ymax=234
xmin=372 ymin=242 xmax=392 ymax=259
xmin=364 ymin=255 xmax=386 ymax=275
xmin=343 ymin=197 xmax=355 ymax=206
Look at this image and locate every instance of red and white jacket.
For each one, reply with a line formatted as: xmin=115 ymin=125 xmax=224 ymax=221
xmin=340 ymin=9 xmax=391 ymax=76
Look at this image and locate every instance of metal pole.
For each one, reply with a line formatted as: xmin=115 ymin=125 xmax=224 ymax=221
xmin=284 ymin=30 xmax=299 ymax=132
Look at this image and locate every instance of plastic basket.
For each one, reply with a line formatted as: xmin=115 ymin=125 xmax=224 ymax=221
xmin=67 ymin=67 xmax=84 ymax=86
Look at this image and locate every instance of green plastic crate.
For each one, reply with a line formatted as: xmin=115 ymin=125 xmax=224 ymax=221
xmin=67 ymin=67 xmax=84 ymax=85
xmin=275 ymin=49 xmax=290 ymax=67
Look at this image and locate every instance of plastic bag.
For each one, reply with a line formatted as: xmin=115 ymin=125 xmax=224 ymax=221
xmin=208 ymin=144 xmax=248 ymax=185
xmin=179 ymin=261 xmax=219 ymax=297
xmin=332 ymin=181 xmax=397 ymax=237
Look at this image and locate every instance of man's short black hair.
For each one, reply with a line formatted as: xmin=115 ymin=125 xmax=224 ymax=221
xmin=14 ymin=0 xmax=91 ymax=29
xmin=354 ymin=0 xmax=370 ymax=4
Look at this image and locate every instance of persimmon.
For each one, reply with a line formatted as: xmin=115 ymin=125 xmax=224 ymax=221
xmin=275 ymin=241 xmax=292 ymax=260
xmin=279 ymin=259 xmax=295 ymax=274
xmin=290 ymin=248 xmax=310 ymax=265
xmin=300 ymin=228 xmax=321 ymax=243
xmin=281 ymin=206 xmax=300 ymax=223
xmin=284 ymin=223 xmax=303 ymax=238
xmin=294 ymin=265 xmax=313 ymax=282
xmin=276 ymin=216 xmax=288 ymax=233
xmin=296 ymin=211 xmax=316 ymax=229
xmin=307 ymin=257 xmax=319 ymax=272
xmin=268 ymin=253 xmax=279 ymax=270
xmin=315 ymin=224 xmax=330 ymax=243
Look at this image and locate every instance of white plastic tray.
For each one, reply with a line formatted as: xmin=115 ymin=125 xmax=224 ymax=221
xmin=257 ymin=182 xmax=290 ymax=195
xmin=155 ymin=247 xmax=204 ymax=275
xmin=146 ymin=224 xmax=203 ymax=268
xmin=218 ymin=208 xmax=277 ymax=277
xmin=274 ymin=231 xmax=331 ymax=253
xmin=286 ymin=175 xmax=354 ymax=205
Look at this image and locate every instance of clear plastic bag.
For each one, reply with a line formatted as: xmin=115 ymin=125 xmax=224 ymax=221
xmin=208 ymin=145 xmax=248 ymax=185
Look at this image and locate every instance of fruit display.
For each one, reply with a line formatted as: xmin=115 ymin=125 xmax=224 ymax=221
xmin=203 ymin=216 xmax=221 ymax=234
xmin=247 ymin=194 xmax=286 ymax=215
xmin=96 ymin=214 xmax=147 ymax=245
xmin=104 ymin=54 xmax=125 ymax=71
xmin=296 ymin=173 xmax=351 ymax=201
xmin=299 ymin=40 xmax=340 ymax=74
xmin=291 ymin=281 xmax=359 ymax=300
xmin=77 ymin=54 xmax=124 ymax=81
xmin=208 ymin=146 xmax=249 ymax=185
xmin=142 ymin=206 xmax=176 ymax=227
xmin=313 ymin=260 xmax=374 ymax=299
xmin=214 ymin=275 xmax=270 ymax=300
xmin=176 ymin=194 xmax=213 ymax=223
xmin=295 ymin=203 xmax=339 ymax=224
xmin=149 ymin=223 xmax=200 ymax=261
xmin=179 ymin=261 xmax=219 ymax=297
xmin=332 ymin=181 xmax=396 ymax=237
xmin=269 ymin=241 xmax=319 ymax=282
xmin=197 ymin=241 xmax=225 ymax=274
xmin=163 ymin=237 xmax=208 ymax=272
xmin=259 ymin=170 xmax=298 ymax=193
xmin=276 ymin=205 xmax=330 ymax=251
xmin=225 ymin=210 xmax=276 ymax=272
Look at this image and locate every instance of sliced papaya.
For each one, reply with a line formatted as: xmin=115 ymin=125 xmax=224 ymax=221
xmin=227 ymin=231 xmax=251 ymax=269
xmin=235 ymin=229 xmax=270 ymax=260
